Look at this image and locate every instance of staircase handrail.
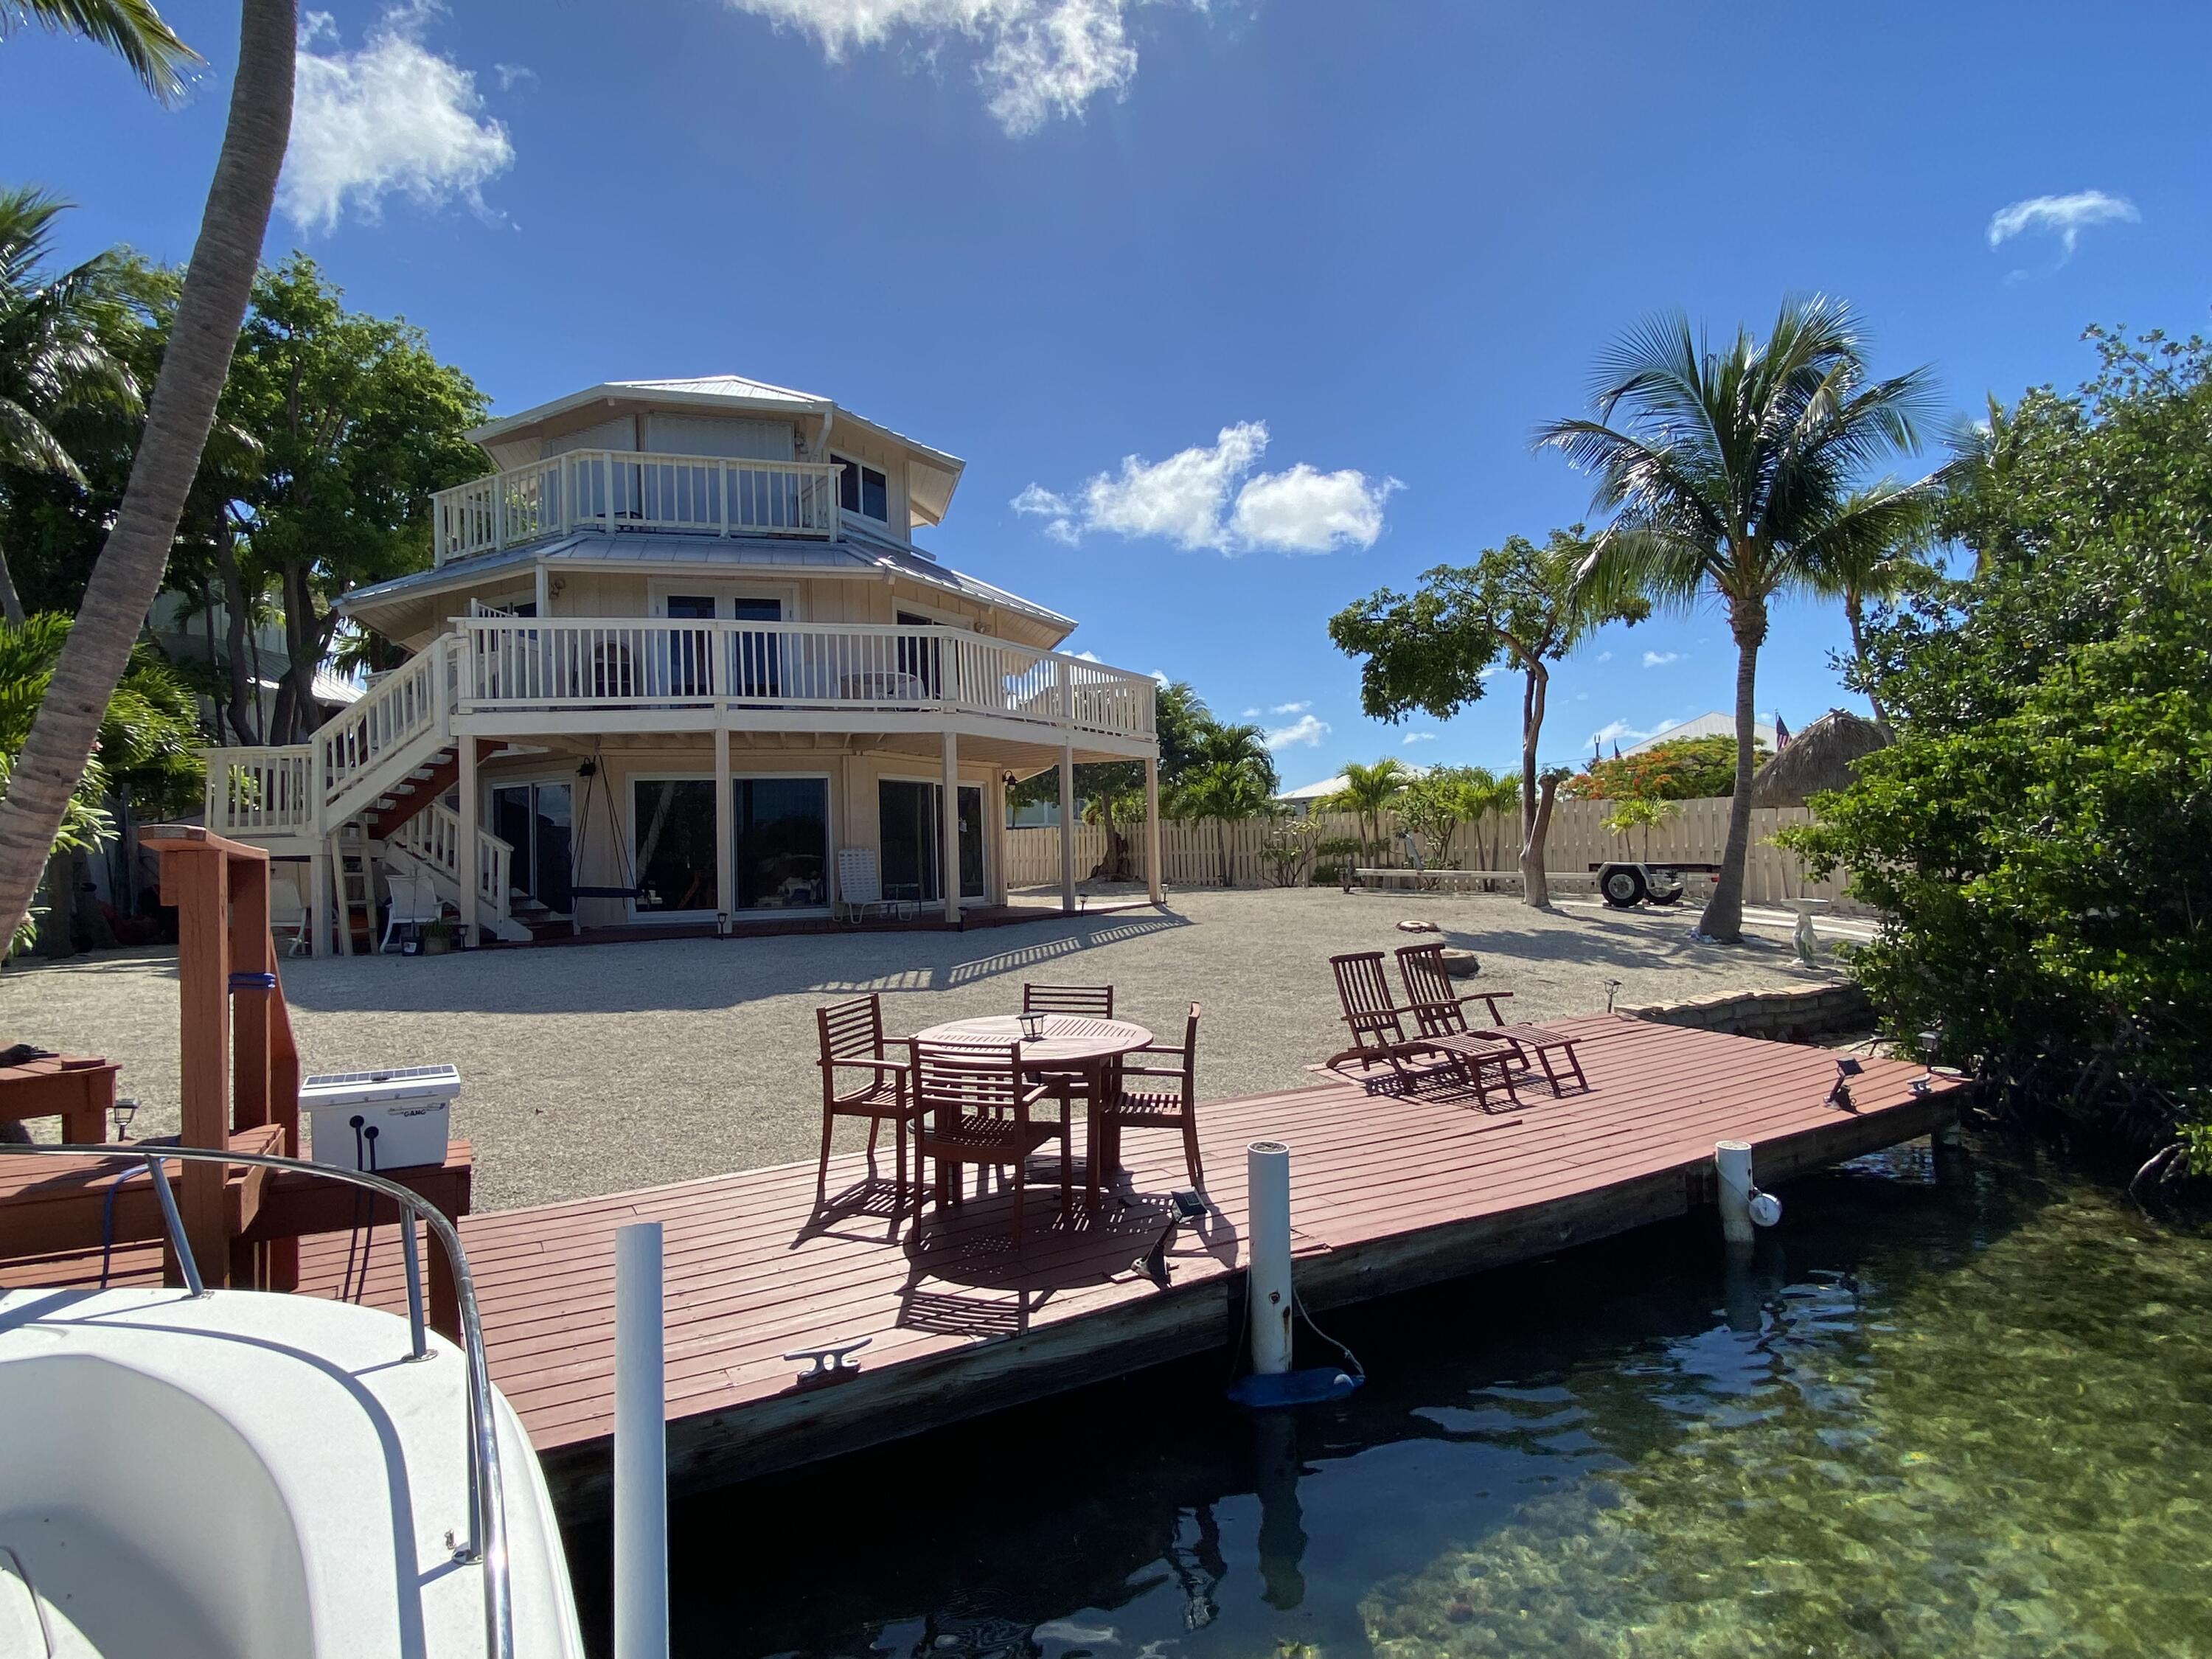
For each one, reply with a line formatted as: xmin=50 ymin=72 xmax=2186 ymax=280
xmin=390 ymin=799 xmax=512 ymax=919
xmin=319 ymin=636 xmax=456 ymax=827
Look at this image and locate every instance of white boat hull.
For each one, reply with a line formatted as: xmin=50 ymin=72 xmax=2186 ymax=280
xmin=0 ymin=1287 xmax=583 ymax=1658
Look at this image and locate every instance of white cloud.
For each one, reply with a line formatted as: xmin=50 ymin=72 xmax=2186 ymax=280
xmin=1017 ymin=421 xmax=1397 ymax=555
xmin=1265 ymin=713 xmax=1330 ymax=751
xmin=493 ymin=62 xmax=536 ymax=91
xmin=1070 ymin=649 xmax=1102 ymax=662
xmin=1595 ymin=650 xmax=1613 ymax=663
xmin=1642 ymin=650 xmax=1681 ymax=668
xmin=1270 ymin=700 xmax=1310 ymax=715
xmin=1239 ymin=706 xmax=1259 ymax=718
xmin=1986 ymin=190 xmax=2138 ymax=262
xmin=1402 ymin=731 xmax=1437 ymax=746
xmin=1479 ymin=663 xmax=1512 ymax=681
xmin=283 ymin=4 xmax=515 ymax=232
xmin=723 ymin=0 xmax=1177 ymax=136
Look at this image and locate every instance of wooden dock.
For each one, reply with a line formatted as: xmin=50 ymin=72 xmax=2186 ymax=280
xmin=282 ymin=1014 xmax=1958 ymax=1512
xmin=4 ymin=1015 xmax=1958 ymax=1514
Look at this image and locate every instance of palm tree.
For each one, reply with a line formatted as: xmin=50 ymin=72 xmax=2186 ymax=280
xmin=1538 ymin=297 xmax=1941 ymax=942
xmin=1172 ymin=759 xmax=1273 ymax=888
xmin=1329 ymin=757 xmax=1411 ymax=862
xmin=0 ymin=187 xmax=146 ymax=625
xmin=0 ymin=0 xmax=293 ymax=947
xmin=1816 ymin=490 xmax=1936 ymax=726
xmin=1452 ymin=765 xmax=1520 ymax=872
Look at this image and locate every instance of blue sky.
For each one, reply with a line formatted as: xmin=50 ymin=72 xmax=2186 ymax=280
xmin=9 ymin=1 xmax=2209 ymax=787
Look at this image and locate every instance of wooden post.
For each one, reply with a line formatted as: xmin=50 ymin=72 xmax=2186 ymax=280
xmin=940 ymin=730 xmax=961 ymax=925
xmin=167 ymin=844 xmax=233 ymax=1284
xmin=228 ymin=855 xmax=272 ymax=1132
xmin=1144 ymin=754 xmax=1164 ymax=905
xmin=986 ymin=771 xmax=1008 ymax=908
xmin=329 ymin=835 xmax=354 ymax=956
xmin=713 ymin=723 xmax=734 ymax=923
xmin=1057 ymin=745 xmax=1077 ymax=914
xmin=456 ymin=737 xmax=479 ymax=947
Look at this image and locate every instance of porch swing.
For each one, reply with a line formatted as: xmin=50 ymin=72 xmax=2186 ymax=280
xmin=566 ymin=754 xmax=647 ymax=911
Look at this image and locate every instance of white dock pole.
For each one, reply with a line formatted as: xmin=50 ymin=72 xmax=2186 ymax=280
xmin=1246 ymin=1141 xmax=1294 ymax=1376
xmin=614 ymin=1222 xmax=668 ymax=1659
xmin=1715 ymin=1140 xmax=1755 ymax=1245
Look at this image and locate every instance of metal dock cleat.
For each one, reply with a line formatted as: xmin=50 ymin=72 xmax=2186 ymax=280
xmin=783 ymin=1336 xmax=871 ymax=1388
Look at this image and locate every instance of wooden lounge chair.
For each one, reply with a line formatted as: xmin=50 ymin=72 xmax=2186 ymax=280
xmin=1325 ymin=952 xmax=1519 ymax=1107
xmin=814 ymin=995 xmax=921 ymax=1221
xmin=909 ymin=1039 xmax=1070 ymax=1245
xmin=1104 ymin=1002 xmax=1204 ymax=1187
xmin=1395 ymin=943 xmax=1591 ymax=1098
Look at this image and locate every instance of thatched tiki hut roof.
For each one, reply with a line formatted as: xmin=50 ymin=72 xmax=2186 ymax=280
xmin=1750 ymin=710 xmax=1891 ymax=807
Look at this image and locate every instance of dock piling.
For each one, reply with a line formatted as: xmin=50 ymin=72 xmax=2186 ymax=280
xmin=614 ymin=1222 xmax=668 ymax=1659
xmin=1246 ymin=1141 xmax=1293 ymax=1377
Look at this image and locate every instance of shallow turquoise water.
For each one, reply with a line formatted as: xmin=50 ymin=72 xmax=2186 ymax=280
xmin=568 ymin=1136 xmax=2212 ymax=1658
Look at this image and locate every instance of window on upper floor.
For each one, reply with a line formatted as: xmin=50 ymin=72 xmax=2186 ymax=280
xmin=835 ymin=455 xmax=888 ymax=523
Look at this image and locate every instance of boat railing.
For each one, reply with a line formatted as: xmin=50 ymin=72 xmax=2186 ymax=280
xmin=0 ymin=1141 xmax=515 ymax=1659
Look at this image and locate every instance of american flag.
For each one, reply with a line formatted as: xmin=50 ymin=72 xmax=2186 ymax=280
xmin=1775 ymin=713 xmax=1792 ymax=748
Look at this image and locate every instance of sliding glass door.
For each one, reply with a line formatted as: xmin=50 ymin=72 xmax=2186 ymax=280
xmin=878 ymin=779 xmax=985 ymax=905
xmin=490 ymin=782 xmax=573 ymax=912
xmin=631 ymin=779 xmax=718 ymax=917
xmin=733 ymin=777 xmax=829 ymax=909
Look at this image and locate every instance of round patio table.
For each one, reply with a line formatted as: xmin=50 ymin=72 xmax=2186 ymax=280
xmin=909 ymin=1014 xmax=1152 ymax=1206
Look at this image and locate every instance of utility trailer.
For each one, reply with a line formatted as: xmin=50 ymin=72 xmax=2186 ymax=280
xmin=1589 ymin=860 xmax=1724 ymax=908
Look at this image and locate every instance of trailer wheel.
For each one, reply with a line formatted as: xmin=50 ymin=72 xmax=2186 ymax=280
xmin=1600 ymin=864 xmax=1647 ymax=908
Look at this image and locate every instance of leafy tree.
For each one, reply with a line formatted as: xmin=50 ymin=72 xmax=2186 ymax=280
xmin=1816 ymin=490 xmax=1938 ymax=726
xmin=1540 ymin=297 xmax=1941 ymax=941
xmin=1565 ymin=733 xmax=1770 ymax=801
xmin=1005 ymin=678 xmax=1220 ymax=880
xmin=0 ymin=0 xmax=293 ymax=951
xmin=1785 ymin=325 xmax=2212 ymax=1175
xmin=0 ymin=187 xmax=148 ymax=624
xmin=1329 ymin=527 xmax=1644 ymax=905
xmin=218 ymin=255 xmax=487 ymax=740
xmin=0 ymin=611 xmax=202 ymax=954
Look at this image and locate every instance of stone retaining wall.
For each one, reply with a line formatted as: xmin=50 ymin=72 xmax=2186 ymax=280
xmin=1621 ymin=981 xmax=1874 ymax=1043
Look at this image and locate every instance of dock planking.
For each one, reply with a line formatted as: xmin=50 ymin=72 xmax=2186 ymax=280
xmin=272 ymin=1013 xmax=1958 ymax=1513
xmin=8 ymin=1015 xmax=1959 ymax=1513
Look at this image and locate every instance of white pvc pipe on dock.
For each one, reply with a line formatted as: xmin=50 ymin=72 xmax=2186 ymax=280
xmin=1715 ymin=1141 xmax=1755 ymax=1244
xmin=1247 ymin=1141 xmax=1293 ymax=1377
xmin=614 ymin=1221 xmax=669 ymax=1659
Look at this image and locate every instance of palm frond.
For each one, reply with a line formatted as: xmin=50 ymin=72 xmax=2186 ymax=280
xmin=1 ymin=0 xmax=200 ymax=104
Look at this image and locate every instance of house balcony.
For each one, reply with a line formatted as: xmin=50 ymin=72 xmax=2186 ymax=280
xmin=431 ymin=449 xmax=842 ymax=564
xmin=453 ymin=617 xmax=1156 ymax=747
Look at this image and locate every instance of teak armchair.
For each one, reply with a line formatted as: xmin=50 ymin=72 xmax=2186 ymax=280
xmin=814 ymin=994 xmax=921 ymax=1220
xmin=909 ymin=1039 xmax=1069 ymax=1244
xmin=1105 ymin=1002 xmax=1204 ymax=1187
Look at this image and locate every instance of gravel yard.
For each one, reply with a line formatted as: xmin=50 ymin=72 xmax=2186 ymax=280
xmin=0 ymin=886 xmax=1850 ymax=1211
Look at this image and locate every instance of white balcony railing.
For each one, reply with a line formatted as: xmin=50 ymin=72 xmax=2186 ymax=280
xmin=389 ymin=799 xmax=511 ymax=919
xmin=205 ymin=746 xmax=316 ymax=837
xmin=456 ymin=617 xmax=1156 ymax=740
xmin=433 ymin=449 xmax=841 ymax=562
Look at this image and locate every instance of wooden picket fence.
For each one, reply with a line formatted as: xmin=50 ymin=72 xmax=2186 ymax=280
xmin=1004 ymin=797 xmax=1860 ymax=910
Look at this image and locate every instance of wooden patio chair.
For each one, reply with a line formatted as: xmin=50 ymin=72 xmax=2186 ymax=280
xmin=1395 ymin=942 xmax=1590 ymax=1098
xmin=814 ymin=995 xmax=921 ymax=1220
xmin=1103 ymin=1002 xmax=1204 ymax=1188
xmin=909 ymin=1039 xmax=1069 ymax=1245
xmin=1021 ymin=983 xmax=1115 ymax=1018
xmin=1325 ymin=950 xmax=1518 ymax=1108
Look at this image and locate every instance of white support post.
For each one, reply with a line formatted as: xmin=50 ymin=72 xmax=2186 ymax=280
xmin=940 ymin=729 xmax=961 ymax=926
xmin=330 ymin=836 xmax=354 ymax=957
xmin=613 ymin=1222 xmax=669 ymax=1659
xmin=1246 ymin=1141 xmax=1293 ymax=1376
xmin=713 ymin=724 xmax=733 ymax=925
xmin=1715 ymin=1139 xmax=1755 ymax=1243
xmin=1144 ymin=754 xmax=1164 ymax=905
xmin=307 ymin=845 xmax=330 ymax=958
xmin=1057 ymin=745 xmax=1077 ymax=914
xmin=533 ymin=561 xmax=550 ymax=618
xmin=455 ymin=740 xmax=478 ymax=947
xmin=986 ymin=771 xmax=1008 ymax=908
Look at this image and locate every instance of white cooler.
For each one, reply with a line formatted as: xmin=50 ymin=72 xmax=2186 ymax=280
xmin=302 ymin=1065 xmax=459 ymax=1172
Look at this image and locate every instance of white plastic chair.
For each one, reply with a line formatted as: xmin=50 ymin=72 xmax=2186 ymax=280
xmin=835 ymin=847 xmax=894 ymax=925
xmin=269 ymin=884 xmax=310 ymax=957
xmin=380 ymin=870 xmax=443 ymax=953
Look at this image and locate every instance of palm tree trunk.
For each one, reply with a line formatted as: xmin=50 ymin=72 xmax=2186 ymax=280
xmin=1517 ymin=661 xmax=1552 ymax=908
xmin=0 ymin=537 xmax=25 ymax=626
xmin=1697 ymin=627 xmax=1763 ymax=942
xmin=0 ymin=0 xmax=293 ymax=942
xmin=1846 ymin=592 xmax=1888 ymax=726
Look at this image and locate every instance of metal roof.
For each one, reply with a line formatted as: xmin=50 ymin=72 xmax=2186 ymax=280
xmin=337 ymin=529 xmax=1074 ymax=634
xmin=1621 ymin=712 xmax=1778 ymax=755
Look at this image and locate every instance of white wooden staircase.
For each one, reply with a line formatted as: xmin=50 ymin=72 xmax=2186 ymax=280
xmin=202 ymin=636 xmax=528 ymax=946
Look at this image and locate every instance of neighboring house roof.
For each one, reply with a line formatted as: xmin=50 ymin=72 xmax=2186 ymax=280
xmin=1276 ymin=775 xmax=1347 ymax=803
xmin=336 ymin=527 xmax=1076 ymax=635
xmin=1621 ymin=712 xmax=1778 ymax=754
